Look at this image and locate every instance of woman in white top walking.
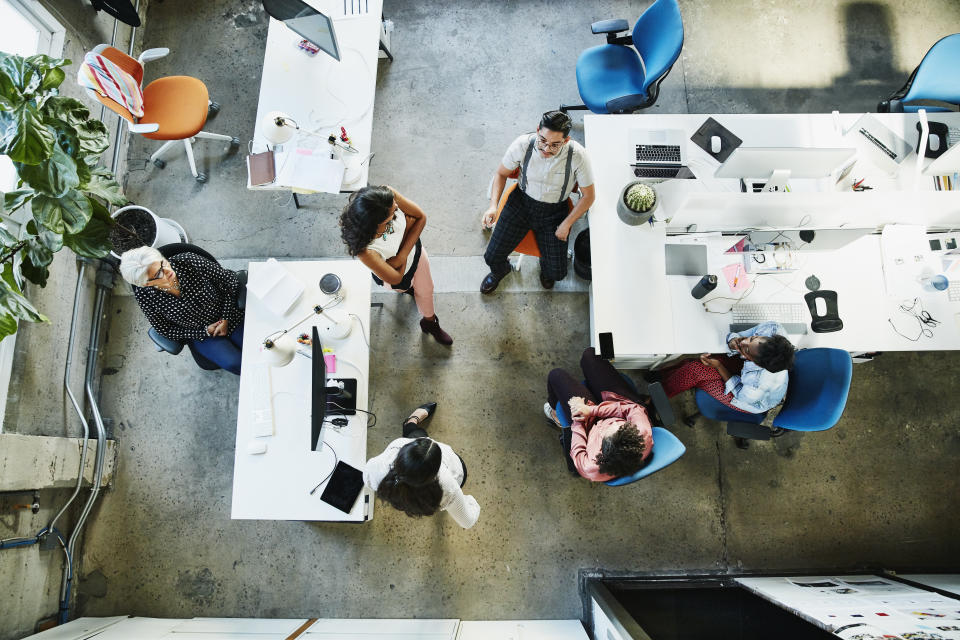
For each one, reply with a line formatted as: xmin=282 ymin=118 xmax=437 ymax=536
xmin=340 ymin=185 xmax=452 ymax=345
xmin=363 ymin=403 xmax=480 ymax=529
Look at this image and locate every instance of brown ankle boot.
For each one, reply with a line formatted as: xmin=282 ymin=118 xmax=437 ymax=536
xmin=420 ymin=315 xmax=453 ymax=346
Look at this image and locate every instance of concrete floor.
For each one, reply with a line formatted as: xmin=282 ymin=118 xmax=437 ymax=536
xmin=5 ymin=0 xmax=960 ymax=632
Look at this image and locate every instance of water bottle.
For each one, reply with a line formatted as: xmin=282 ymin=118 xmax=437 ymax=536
xmin=691 ymin=275 xmax=718 ymax=299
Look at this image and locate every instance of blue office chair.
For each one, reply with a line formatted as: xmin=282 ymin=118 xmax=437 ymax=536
xmin=878 ymin=33 xmax=960 ymax=113
xmin=560 ymin=0 xmax=684 ymax=114
xmin=682 ymin=348 xmax=853 ymax=445
xmin=554 ymin=378 xmax=686 ymax=485
xmin=144 ymin=243 xmax=247 ymax=371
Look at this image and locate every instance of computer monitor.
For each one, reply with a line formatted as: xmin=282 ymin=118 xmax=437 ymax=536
xmin=262 ymin=0 xmax=341 ymax=61
xmin=715 ymin=147 xmax=856 ymax=192
xmin=310 ymin=326 xmax=325 ymax=451
xmin=724 ymin=228 xmax=873 ymax=254
xmin=922 ymin=140 xmax=960 ymax=176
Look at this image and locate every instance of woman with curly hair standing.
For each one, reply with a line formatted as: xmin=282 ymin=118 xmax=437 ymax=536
xmin=340 ymin=185 xmax=452 ymax=345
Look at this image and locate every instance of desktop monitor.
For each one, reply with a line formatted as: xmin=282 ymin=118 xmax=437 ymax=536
xmin=922 ymin=140 xmax=960 ymax=176
xmin=262 ymin=0 xmax=341 ymax=61
xmin=724 ymin=228 xmax=873 ymax=254
xmin=310 ymin=326 xmax=325 ymax=451
xmin=715 ymin=147 xmax=856 ymax=192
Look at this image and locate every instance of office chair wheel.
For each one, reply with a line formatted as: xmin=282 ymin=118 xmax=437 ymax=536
xmin=770 ymin=427 xmax=787 ymax=438
xmin=153 ymin=158 xmax=166 ymax=169
xmin=683 ymin=414 xmax=698 ymax=428
xmin=208 ymin=101 xmax=220 ymax=116
xmin=230 ymin=137 xmax=241 ymax=147
xmin=195 ymin=172 xmax=208 ymax=183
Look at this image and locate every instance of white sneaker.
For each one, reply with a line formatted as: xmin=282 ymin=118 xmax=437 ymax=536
xmin=543 ymin=402 xmax=562 ymax=429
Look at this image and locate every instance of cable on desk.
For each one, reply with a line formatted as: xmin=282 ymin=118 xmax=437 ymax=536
xmin=308 ymin=440 xmax=339 ymax=495
xmin=702 ymin=279 xmax=758 ymax=313
xmin=328 ymin=401 xmax=377 ymax=429
xmin=349 ymin=313 xmax=370 ymax=348
xmin=888 ymin=298 xmax=939 ymax=341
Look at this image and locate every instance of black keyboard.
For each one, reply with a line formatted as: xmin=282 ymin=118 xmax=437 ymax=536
xmin=636 ymin=144 xmax=682 ymax=163
xmin=634 ymin=165 xmax=682 ymax=179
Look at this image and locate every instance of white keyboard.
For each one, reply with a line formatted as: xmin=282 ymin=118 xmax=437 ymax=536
xmin=949 ymin=281 xmax=960 ymax=302
xmin=730 ymin=303 xmax=808 ymax=334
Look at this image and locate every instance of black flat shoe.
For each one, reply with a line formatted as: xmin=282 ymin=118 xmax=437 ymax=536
xmin=539 ymin=272 xmax=555 ymax=290
xmin=481 ymin=272 xmax=505 ymax=294
xmin=406 ymin=402 xmax=438 ymax=425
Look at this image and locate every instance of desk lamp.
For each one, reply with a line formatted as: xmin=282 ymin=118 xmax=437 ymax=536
xmin=261 ymin=111 xmax=357 ymax=153
xmin=262 ymin=299 xmax=351 ymax=366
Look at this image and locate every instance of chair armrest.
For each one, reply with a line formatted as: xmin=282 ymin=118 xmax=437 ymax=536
xmin=606 ymin=93 xmax=654 ymax=114
xmin=128 ymin=122 xmax=160 ymax=133
xmin=148 ymin=327 xmax=185 ymax=355
xmin=236 ymin=270 xmax=248 ymax=311
xmin=591 ymin=19 xmax=629 ymax=34
xmin=646 ymin=381 xmax=676 ymax=427
xmin=138 ymin=47 xmax=170 ymax=65
xmin=726 ymin=421 xmax=773 ymax=440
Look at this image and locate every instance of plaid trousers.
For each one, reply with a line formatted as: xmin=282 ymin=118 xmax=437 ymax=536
xmin=484 ymin=188 xmax=570 ymax=280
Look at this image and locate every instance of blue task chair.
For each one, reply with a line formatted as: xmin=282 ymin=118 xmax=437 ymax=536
xmin=555 ymin=378 xmax=686 ymax=485
xmin=145 ymin=243 xmax=247 ymax=371
xmin=682 ymin=348 xmax=853 ymax=445
xmin=560 ymin=0 xmax=684 ymax=114
xmin=878 ymin=33 xmax=960 ymax=113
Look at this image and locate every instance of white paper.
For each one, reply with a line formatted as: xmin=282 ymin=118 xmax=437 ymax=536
xmin=248 ymin=258 xmax=305 ymax=316
xmin=275 ymin=148 xmax=344 ymax=193
xmin=880 ymin=224 xmax=939 ymax=297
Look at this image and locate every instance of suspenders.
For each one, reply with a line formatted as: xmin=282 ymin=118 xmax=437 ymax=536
xmin=518 ymin=134 xmax=574 ymax=202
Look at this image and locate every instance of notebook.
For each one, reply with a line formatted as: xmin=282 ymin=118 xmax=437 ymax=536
xmin=247 ymin=150 xmax=276 ymax=186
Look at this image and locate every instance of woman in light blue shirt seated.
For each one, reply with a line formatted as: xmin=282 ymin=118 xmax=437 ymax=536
xmin=659 ymin=322 xmax=795 ymax=414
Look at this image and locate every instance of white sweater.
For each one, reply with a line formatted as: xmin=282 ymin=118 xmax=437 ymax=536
xmin=363 ymin=438 xmax=480 ymax=529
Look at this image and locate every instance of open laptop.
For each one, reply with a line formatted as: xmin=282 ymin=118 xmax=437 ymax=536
xmin=629 ymin=129 xmax=696 ymax=179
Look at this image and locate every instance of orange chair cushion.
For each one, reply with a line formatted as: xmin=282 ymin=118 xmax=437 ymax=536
xmin=141 ymin=76 xmax=210 ymax=140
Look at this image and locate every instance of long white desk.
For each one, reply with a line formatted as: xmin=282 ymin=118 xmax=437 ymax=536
xmin=249 ymin=0 xmax=385 ymax=196
xmin=585 ymin=113 xmax=960 ymax=368
xmin=232 ymin=260 xmax=372 ymax=521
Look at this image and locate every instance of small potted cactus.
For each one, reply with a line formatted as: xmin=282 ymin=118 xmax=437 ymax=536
xmin=617 ymin=181 xmax=659 ymax=225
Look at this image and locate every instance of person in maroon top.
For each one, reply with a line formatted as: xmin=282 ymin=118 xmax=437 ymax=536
xmin=544 ymin=348 xmax=654 ymax=482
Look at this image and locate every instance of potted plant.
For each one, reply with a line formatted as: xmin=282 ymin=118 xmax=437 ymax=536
xmin=109 ymin=205 xmax=186 ymax=258
xmin=0 ymin=53 xmax=127 ymax=340
xmin=617 ymin=181 xmax=659 ymax=225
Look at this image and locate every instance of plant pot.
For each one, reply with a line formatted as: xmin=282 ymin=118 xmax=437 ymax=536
xmin=617 ymin=181 xmax=658 ymax=226
xmin=109 ymin=205 xmax=187 ymax=259
xmin=573 ymin=228 xmax=591 ymax=281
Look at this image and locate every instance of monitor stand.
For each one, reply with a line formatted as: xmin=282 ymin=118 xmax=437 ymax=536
xmin=759 ymin=169 xmax=791 ymax=193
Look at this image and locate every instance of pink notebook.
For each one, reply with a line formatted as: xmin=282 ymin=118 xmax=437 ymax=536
xmin=722 ymin=262 xmax=750 ymax=293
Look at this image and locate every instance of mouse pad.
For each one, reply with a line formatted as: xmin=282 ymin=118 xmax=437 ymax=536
xmin=690 ymin=117 xmax=743 ymax=163
xmin=320 ymin=461 xmax=364 ymax=514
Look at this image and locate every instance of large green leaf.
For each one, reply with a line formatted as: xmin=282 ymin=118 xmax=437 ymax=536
xmin=31 ymin=189 xmax=92 ymax=235
xmin=0 ymin=262 xmax=49 ymax=340
xmin=82 ymin=169 xmax=127 ymax=206
xmin=63 ymin=214 xmax=112 ymax=258
xmin=21 ymin=238 xmax=53 ymax=287
xmin=43 ymin=97 xmax=90 ymax=127
xmin=2 ymin=188 xmax=34 ymax=215
xmin=0 ymin=223 xmax=19 ymax=248
xmin=39 ymin=66 xmax=65 ymax=92
xmin=0 ymin=103 xmax=55 ymax=164
xmin=0 ymin=54 xmax=41 ymax=100
xmin=16 ymin=141 xmax=78 ymax=196
xmin=24 ymin=219 xmax=63 ymax=252
xmin=23 ymin=55 xmax=69 ymax=75
xmin=73 ymin=119 xmax=110 ymax=157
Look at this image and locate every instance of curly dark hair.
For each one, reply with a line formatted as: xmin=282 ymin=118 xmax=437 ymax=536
xmin=375 ymin=438 xmax=443 ymax=518
xmin=754 ymin=334 xmax=795 ymax=372
xmin=595 ymin=422 xmax=648 ymax=478
xmin=339 ymin=185 xmax=395 ymax=257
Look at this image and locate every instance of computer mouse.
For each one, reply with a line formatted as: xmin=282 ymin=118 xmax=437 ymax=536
xmin=710 ymin=135 xmax=722 ymax=154
xmin=246 ymin=440 xmax=267 ymax=455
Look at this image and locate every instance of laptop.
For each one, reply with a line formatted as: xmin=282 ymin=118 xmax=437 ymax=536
xmin=629 ymin=129 xmax=696 ymax=179
xmin=665 ymin=244 xmax=708 ymax=276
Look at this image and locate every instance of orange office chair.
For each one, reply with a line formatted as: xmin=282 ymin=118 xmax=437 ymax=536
xmin=490 ymin=168 xmax=579 ymax=272
xmin=84 ymin=45 xmax=239 ymax=183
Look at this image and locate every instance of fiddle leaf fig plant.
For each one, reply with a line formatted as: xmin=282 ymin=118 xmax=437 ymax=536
xmin=0 ymin=52 xmax=126 ymax=340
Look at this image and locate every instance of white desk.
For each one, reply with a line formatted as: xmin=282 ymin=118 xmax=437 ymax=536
xmin=249 ymin=0 xmax=385 ymax=195
xmin=585 ymin=113 xmax=960 ymax=367
xmin=232 ymin=260 xmax=372 ymax=521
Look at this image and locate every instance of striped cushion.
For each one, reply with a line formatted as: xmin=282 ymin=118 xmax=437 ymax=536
xmin=78 ymin=51 xmax=144 ymax=118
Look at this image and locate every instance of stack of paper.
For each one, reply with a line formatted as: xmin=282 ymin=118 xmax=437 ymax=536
xmin=248 ymin=258 xmax=305 ymax=316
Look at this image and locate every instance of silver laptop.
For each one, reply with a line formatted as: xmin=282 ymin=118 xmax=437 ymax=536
xmin=665 ymin=244 xmax=708 ymax=276
xmin=629 ymin=129 xmax=695 ymax=179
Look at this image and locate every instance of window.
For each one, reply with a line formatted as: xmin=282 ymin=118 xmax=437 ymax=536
xmin=0 ymin=0 xmax=65 ymax=430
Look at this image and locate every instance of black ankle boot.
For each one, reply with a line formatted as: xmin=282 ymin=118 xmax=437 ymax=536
xmin=419 ymin=315 xmax=453 ymax=346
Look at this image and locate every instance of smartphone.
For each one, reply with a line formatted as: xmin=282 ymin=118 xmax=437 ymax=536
xmin=598 ymin=332 xmax=615 ymax=360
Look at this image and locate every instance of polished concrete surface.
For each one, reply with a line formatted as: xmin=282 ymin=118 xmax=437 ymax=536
xmin=3 ymin=0 xmax=960 ymax=634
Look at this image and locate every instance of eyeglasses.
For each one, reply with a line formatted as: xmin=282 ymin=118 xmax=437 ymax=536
xmin=537 ymin=135 xmax=566 ymax=151
xmin=150 ymin=261 xmax=166 ymax=282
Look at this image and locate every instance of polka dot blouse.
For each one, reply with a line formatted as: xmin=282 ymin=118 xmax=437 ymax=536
xmin=132 ymin=252 xmax=244 ymax=342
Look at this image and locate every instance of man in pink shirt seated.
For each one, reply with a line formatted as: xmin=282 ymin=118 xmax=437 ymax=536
xmin=545 ymin=348 xmax=654 ymax=482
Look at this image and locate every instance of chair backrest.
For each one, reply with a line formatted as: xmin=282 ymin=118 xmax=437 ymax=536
xmin=900 ymin=33 xmax=960 ymax=112
xmin=604 ymin=426 xmax=686 ymax=486
xmin=632 ymin=0 xmax=684 ymax=92
xmin=772 ymin=348 xmax=852 ymax=431
xmin=157 ymin=243 xmax=218 ymax=264
xmin=694 ymin=388 xmax=767 ymax=425
xmin=85 ymin=45 xmax=144 ymax=122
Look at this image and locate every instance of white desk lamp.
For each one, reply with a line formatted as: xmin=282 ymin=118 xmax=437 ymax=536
xmin=260 ymin=111 xmax=358 ymax=152
xmin=262 ymin=298 xmax=351 ymax=367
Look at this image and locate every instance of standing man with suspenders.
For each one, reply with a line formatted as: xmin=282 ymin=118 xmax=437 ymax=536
xmin=480 ymin=111 xmax=596 ymax=293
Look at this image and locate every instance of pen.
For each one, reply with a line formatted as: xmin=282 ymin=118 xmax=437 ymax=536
xmin=733 ymin=264 xmax=741 ymax=287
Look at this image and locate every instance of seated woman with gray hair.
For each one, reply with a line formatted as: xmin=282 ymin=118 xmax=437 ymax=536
xmin=119 ymin=246 xmax=245 ymax=375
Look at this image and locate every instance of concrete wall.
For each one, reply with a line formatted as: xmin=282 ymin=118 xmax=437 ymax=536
xmin=0 ymin=2 xmax=147 ymax=638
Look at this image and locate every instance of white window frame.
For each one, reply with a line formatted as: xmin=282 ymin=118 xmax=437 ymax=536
xmin=0 ymin=0 xmax=65 ymax=431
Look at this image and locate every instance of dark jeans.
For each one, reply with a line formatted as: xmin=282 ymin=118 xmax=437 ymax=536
xmin=484 ymin=188 xmax=570 ymax=280
xmin=401 ymin=419 xmax=467 ymax=488
xmin=547 ymin=347 xmax=644 ymax=469
xmin=191 ymin=321 xmax=244 ymax=375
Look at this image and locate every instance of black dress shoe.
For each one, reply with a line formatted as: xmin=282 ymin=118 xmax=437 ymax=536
xmin=481 ymin=272 xmax=505 ymax=294
xmin=407 ymin=402 xmax=438 ymax=425
xmin=539 ymin=272 xmax=555 ymax=289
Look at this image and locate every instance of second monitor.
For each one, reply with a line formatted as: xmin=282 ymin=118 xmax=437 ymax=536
xmin=715 ymin=147 xmax=856 ymax=192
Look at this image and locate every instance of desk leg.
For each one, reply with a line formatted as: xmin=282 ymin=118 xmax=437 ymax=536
xmin=292 ymin=192 xmax=301 ymax=209
xmin=378 ymin=38 xmax=394 ymax=62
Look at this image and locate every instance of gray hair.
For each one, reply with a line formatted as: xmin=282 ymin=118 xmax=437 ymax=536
xmin=119 ymin=246 xmax=164 ymax=286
